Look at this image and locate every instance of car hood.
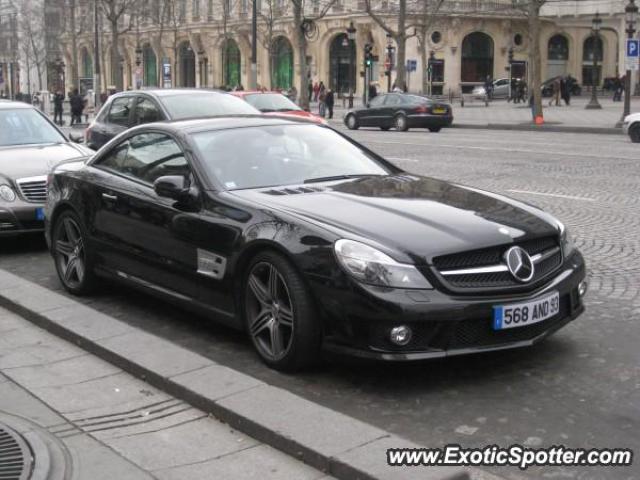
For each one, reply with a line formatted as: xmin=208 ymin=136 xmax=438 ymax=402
xmin=231 ymin=175 xmax=560 ymax=264
xmin=0 ymin=143 xmax=90 ymax=180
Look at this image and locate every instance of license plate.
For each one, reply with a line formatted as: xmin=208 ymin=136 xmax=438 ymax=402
xmin=493 ymin=291 xmax=560 ymax=330
xmin=432 ymin=107 xmax=446 ymax=114
xmin=35 ymin=208 xmax=45 ymax=220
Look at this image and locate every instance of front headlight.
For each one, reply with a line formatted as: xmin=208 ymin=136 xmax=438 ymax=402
xmin=334 ymin=239 xmax=433 ymax=289
xmin=559 ymin=222 xmax=575 ymax=258
xmin=0 ymin=185 xmax=16 ymax=202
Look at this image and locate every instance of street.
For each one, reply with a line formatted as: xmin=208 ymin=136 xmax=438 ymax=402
xmin=1 ymin=126 xmax=638 ymax=479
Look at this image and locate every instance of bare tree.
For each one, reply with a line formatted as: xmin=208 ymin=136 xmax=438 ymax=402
xmin=19 ymin=0 xmax=47 ymax=93
xmin=100 ymin=0 xmax=136 ymax=91
xmin=513 ymin=0 xmax=546 ymax=121
xmin=364 ymin=0 xmax=413 ymax=92
xmin=413 ymin=0 xmax=445 ymax=94
xmin=257 ymin=0 xmax=278 ymax=89
xmin=290 ymin=0 xmax=338 ymax=110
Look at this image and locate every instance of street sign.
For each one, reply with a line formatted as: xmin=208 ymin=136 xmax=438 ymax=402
xmin=406 ymin=59 xmax=417 ymax=72
xmin=625 ymin=39 xmax=640 ymax=71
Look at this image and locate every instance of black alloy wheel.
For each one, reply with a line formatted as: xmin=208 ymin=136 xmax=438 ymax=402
xmin=429 ymin=126 xmax=442 ymax=133
xmin=53 ymin=211 xmax=97 ymax=294
xmin=244 ymin=252 xmax=320 ymax=371
xmin=346 ymin=114 xmax=359 ymax=130
xmin=394 ymin=114 xmax=408 ymax=131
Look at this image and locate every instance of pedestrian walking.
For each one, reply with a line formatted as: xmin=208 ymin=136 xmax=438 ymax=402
xmin=318 ymin=85 xmax=326 ymax=117
xmin=561 ymin=76 xmax=571 ymax=106
xmin=313 ymin=81 xmax=320 ymax=102
xmin=548 ymin=77 xmax=561 ymax=106
xmin=484 ymin=75 xmax=493 ymax=100
xmin=613 ymin=75 xmax=624 ymax=102
xmin=69 ymin=89 xmax=85 ymax=125
xmin=325 ymin=89 xmax=335 ymax=119
xmin=368 ymin=82 xmax=377 ymax=100
xmin=307 ymin=79 xmax=313 ymax=103
xmin=53 ymin=91 xmax=64 ymax=126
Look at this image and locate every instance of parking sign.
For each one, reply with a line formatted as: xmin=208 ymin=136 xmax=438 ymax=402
xmin=626 ymin=39 xmax=640 ymax=70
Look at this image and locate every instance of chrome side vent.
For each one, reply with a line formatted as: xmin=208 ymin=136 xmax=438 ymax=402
xmin=262 ymin=186 xmax=325 ymax=196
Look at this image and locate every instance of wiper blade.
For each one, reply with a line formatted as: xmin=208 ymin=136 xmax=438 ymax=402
xmin=303 ymin=174 xmax=380 ymax=184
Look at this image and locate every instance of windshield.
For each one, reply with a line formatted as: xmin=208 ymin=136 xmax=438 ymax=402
xmin=192 ymin=124 xmax=390 ymax=190
xmin=243 ymin=94 xmax=301 ymax=112
xmin=0 ymin=108 xmax=66 ymax=146
xmin=161 ymin=93 xmax=259 ymax=119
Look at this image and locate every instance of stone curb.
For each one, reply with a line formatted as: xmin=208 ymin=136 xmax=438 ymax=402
xmin=327 ymin=118 xmax=622 ymax=135
xmin=0 ymin=270 xmax=471 ymax=480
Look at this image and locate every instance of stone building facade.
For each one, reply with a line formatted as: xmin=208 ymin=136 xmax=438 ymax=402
xmin=58 ymin=0 xmax=631 ymax=97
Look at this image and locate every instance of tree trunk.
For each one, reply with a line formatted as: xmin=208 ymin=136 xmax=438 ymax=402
xmin=110 ymin=22 xmax=121 ymax=90
xmin=393 ymin=0 xmax=407 ymax=90
xmin=528 ymin=1 xmax=543 ymax=121
xmin=293 ymin=4 xmax=309 ymax=109
xmin=69 ymin=0 xmax=79 ymax=89
xmin=418 ymin=33 xmax=427 ymax=94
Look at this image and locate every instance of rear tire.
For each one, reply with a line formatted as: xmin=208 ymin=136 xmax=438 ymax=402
xmin=394 ymin=114 xmax=408 ymax=132
xmin=243 ymin=251 xmax=322 ymax=371
xmin=380 ymin=126 xmax=390 ymax=131
xmin=428 ymin=127 xmax=442 ymax=133
xmin=52 ymin=210 xmax=98 ymax=295
xmin=629 ymin=124 xmax=640 ymax=143
xmin=345 ymin=114 xmax=359 ymax=130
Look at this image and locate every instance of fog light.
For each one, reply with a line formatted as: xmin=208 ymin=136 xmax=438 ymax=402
xmin=578 ymin=281 xmax=588 ymax=297
xmin=390 ymin=325 xmax=412 ymax=346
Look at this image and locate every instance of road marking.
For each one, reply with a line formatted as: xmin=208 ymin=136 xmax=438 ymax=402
xmin=506 ymin=189 xmax=596 ymax=202
xmin=387 ymin=157 xmax=418 ymax=163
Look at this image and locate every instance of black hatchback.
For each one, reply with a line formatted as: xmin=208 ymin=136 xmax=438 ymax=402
xmin=85 ymin=89 xmax=259 ymax=150
xmin=344 ymin=93 xmax=453 ymax=132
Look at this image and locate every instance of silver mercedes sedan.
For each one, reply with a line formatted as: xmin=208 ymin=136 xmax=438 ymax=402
xmin=0 ymin=100 xmax=92 ymax=236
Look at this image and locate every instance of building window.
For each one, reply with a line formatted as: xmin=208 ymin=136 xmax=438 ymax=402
xmin=192 ymin=0 xmax=200 ymax=18
xmin=461 ymin=32 xmax=494 ymax=83
xmin=271 ymin=37 xmax=293 ymax=89
xmin=514 ymin=33 xmax=523 ymax=46
xmin=431 ymin=31 xmax=442 ymax=44
xmin=548 ymin=35 xmax=569 ymax=61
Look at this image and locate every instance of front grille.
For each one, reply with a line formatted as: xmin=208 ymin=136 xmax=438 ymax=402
xmin=432 ymin=236 xmax=561 ymax=291
xmin=16 ymin=176 xmax=47 ymax=203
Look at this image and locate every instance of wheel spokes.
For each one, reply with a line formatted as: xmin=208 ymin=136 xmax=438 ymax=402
xmin=64 ymin=257 xmax=79 ymax=283
xmin=250 ymin=310 xmax=272 ymax=337
xmin=55 ymin=240 xmax=74 ymax=257
xmin=248 ymin=274 xmax=270 ymax=307
xmin=278 ymin=304 xmax=294 ymax=328
xmin=63 ymin=218 xmax=79 ymax=244
xmin=267 ymin=265 xmax=279 ymax=299
xmin=269 ymin=322 xmax=285 ymax=357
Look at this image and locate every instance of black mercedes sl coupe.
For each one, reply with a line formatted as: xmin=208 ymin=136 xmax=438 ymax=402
xmin=45 ymin=115 xmax=587 ymax=371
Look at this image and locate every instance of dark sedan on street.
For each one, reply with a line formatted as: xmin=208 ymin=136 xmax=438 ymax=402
xmin=0 ymin=100 xmax=91 ymax=236
xmin=85 ymin=89 xmax=259 ymax=150
xmin=344 ymin=93 xmax=453 ymax=132
xmin=45 ymin=115 xmax=586 ymax=371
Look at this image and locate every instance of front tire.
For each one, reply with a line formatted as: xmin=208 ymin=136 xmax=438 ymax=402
xmin=345 ymin=114 xmax=359 ymax=130
xmin=52 ymin=210 xmax=98 ymax=295
xmin=394 ymin=114 xmax=408 ymax=132
xmin=428 ymin=126 xmax=442 ymax=133
xmin=243 ymin=251 xmax=321 ymax=371
xmin=380 ymin=126 xmax=390 ymax=131
xmin=629 ymin=124 xmax=640 ymax=143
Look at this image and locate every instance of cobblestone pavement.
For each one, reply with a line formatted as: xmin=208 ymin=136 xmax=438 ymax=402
xmin=1 ymin=128 xmax=639 ymax=480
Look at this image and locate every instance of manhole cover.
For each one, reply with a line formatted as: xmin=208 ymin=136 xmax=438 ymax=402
xmin=0 ymin=423 xmax=33 ymax=480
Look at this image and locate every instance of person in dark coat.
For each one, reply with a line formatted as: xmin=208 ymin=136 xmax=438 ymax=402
xmin=69 ymin=89 xmax=85 ymax=125
xmin=325 ymin=89 xmax=335 ymax=119
xmin=368 ymin=82 xmax=377 ymax=100
xmin=53 ymin=91 xmax=64 ymax=125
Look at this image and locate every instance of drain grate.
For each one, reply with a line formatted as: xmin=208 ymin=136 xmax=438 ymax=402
xmin=0 ymin=424 xmax=33 ymax=480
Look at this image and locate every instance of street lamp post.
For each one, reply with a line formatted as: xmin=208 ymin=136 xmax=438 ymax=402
xmin=347 ymin=21 xmax=356 ymax=108
xmin=585 ymin=12 xmax=602 ymax=109
xmin=508 ymin=46 xmax=514 ymax=101
xmin=386 ymin=33 xmax=393 ymax=93
xmin=618 ymin=0 xmax=638 ymax=125
xmin=55 ymin=58 xmax=66 ymax=95
xmin=250 ymin=0 xmax=257 ymax=90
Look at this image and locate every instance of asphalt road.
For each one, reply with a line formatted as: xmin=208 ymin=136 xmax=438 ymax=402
xmin=2 ymin=127 xmax=639 ymax=480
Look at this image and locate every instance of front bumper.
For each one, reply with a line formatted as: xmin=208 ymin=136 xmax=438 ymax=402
xmin=316 ymin=251 xmax=586 ymax=361
xmin=0 ymin=201 xmax=45 ymax=236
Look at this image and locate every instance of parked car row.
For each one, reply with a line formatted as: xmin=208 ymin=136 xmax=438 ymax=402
xmin=2 ymin=92 xmax=587 ymax=373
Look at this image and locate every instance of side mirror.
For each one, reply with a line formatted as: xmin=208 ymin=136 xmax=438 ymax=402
xmin=69 ymin=131 xmax=84 ymax=144
xmin=154 ymin=175 xmax=190 ymax=201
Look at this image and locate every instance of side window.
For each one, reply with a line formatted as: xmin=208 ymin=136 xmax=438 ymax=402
xmin=108 ymin=96 xmax=135 ymax=126
xmin=121 ymin=133 xmax=190 ymax=184
xmin=384 ymin=95 xmax=402 ymax=106
xmin=97 ymin=140 xmax=130 ymax=171
xmin=134 ymin=97 xmax=163 ymax=125
xmin=369 ymin=95 xmax=385 ymax=108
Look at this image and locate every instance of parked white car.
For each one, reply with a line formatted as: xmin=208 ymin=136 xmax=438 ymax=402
xmin=623 ymin=112 xmax=640 ymax=143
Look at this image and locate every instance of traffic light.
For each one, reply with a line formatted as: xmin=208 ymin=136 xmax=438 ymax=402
xmin=364 ymin=43 xmax=373 ymax=67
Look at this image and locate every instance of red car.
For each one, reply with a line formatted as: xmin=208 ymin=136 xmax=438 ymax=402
xmin=230 ymin=91 xmax=326 ymax=124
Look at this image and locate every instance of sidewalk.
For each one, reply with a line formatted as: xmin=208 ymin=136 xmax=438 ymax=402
xmin=324 ymin=95 xmax=639 ymax=133
xmin=0 ymin=306 xmax=333 ymax=480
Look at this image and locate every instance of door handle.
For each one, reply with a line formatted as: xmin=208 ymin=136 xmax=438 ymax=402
xmin=102 ymin=193 xmax=118 ymax=201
